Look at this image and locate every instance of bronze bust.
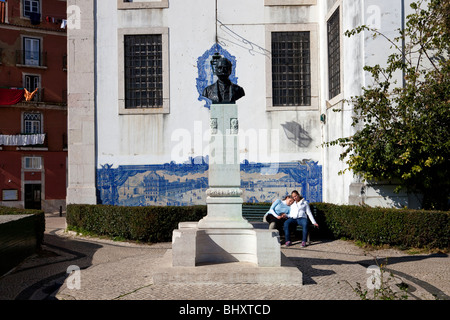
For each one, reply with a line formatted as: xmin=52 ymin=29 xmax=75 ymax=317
xmin=202 ymin=57 xmax=245 ymax=104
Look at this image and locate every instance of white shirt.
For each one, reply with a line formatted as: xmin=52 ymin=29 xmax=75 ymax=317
xmin=289 ymin=199 xmax=317 ymax=225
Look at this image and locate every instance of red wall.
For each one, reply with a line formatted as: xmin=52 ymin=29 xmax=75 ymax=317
xmin=0 ymin=151 xmax=67 ymax=201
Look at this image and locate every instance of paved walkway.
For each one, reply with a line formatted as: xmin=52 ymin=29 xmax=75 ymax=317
xmin=0 ymin=213 xmax=448 ymax=301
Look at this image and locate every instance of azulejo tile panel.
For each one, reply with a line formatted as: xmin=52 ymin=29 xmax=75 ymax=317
xmin=97 ymin=157 xmax=322 ymax=206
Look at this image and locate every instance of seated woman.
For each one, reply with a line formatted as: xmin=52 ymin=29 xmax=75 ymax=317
xmin=263 ymin=195 xmax=294 ymax=235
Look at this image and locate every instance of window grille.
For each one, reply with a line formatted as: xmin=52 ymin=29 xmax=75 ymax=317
xmin=124 ymin=34 xmax=163 ymax=109
xmin=327 ymin=8 xmax=340 ymax=99
xmin=271 ymin=31 xmax=311 ymax=106
xmin=23 ymin=113 xmax=42 ymax=134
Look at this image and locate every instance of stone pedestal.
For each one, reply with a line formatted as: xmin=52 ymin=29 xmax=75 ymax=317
xmin=153 ymin=104 xmax=302 ymax=284
xmin=172 ymin=221 xmax=280 ymax=267
xmin=197 ymin=104 xmax=252 ymax=229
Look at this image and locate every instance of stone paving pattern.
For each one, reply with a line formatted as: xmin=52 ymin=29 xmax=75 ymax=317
xmin=0 ymin=213 xmax=448 ymax=301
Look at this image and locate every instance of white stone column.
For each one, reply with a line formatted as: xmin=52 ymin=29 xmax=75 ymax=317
xmin=197 ymin=104 xmax=252 ymax=229
xmin=66 ymin=0 xmax=97 ymax=204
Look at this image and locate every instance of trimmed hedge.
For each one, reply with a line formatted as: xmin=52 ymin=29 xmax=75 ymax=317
xmin=66 ymin=204 xmax=207 ymax=243
xmin=66 ymin=203 xmax=449 ymax=249
xmin=311 ymin=203 xmax=450 ymax=249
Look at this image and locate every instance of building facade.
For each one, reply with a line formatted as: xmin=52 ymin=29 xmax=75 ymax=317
xmin=0 ymin=0 xmax=67 ymax=212
xmin=67 ymin=0 xmax=421 ymax=209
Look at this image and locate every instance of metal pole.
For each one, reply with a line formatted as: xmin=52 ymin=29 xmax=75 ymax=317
xmin=215 ymin=0 xmax=218 ymax=45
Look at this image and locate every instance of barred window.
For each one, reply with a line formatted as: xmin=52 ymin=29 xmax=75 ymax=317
xmin=327 ymin=8 xmax=340 ymax=99
xmin=124 ymin=34 xmax=163 ymax=109
xmin=271 ymin=31 xmax=311 ymax=107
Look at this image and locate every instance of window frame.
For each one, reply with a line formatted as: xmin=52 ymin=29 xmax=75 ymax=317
xmin=118 ymin=27 xmax=170 ymax=115
xmin=327 ymin=6 xmax=341 ymax=100
xmin=23 ymin=112 xmax=43 ymax=134
xmin=23 ymin=36 xmax=41 ymax=66
xmin=325 ymin=2 xmax=344 ymax=107
xmin=265 ymin=23 xmax=319 ymax=111
xmin=23 ymin=156 xmax=42 ymax=170
xmin=23 ymin=73 xmax=41 ymax=102
xmin=22 ymin=0 xmax=41 ymax=18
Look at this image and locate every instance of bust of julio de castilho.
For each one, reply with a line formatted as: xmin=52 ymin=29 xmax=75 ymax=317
xmin=202 ymin=57 xmax=245 ymax=104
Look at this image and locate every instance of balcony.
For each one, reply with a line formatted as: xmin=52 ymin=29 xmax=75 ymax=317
xmin=16 ymin=50 xmax=47 ymax=68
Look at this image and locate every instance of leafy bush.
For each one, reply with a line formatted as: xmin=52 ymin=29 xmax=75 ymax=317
xmin=66 ymin=203 xmax=449 ymax=249
xmin=311 ymin=203 xmax=449 ymax=249
xmin=66 ymin=204 xmax=207 ymax=243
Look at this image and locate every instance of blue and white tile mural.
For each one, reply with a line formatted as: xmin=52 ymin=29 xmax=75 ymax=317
xmin=97 ymin=157 xmax=322 ymax=206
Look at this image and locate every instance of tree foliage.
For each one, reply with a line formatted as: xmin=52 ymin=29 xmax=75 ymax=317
xmin=325 ymin=0 xmax=449 ymax=210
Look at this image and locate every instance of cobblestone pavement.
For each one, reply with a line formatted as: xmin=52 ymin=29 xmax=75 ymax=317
xmin=1 ymin=213 xmax=448 ymax=301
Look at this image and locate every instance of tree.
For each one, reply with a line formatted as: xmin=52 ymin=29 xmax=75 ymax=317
xmin=325 ymin=0 xmax=449 ymax=210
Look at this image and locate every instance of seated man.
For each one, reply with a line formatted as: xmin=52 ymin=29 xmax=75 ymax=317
xmin=284 ymin=190 xmax=319 ymax=247
xmin=264 ymin=195 xmax=294 ymax=235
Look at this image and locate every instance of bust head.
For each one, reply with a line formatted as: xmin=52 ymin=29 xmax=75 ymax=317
xmin=215 ymin=58 xmax=232 ymax=82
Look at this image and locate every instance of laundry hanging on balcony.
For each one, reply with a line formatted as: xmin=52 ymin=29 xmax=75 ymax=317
xmin=0 ymin=88 xmax=25 ymax=105
xmin=0 ymin=134 xmax=46 ymax=146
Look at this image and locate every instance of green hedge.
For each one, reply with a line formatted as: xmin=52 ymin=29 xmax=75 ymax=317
xmin=311 ymin=203 xmax=449 ymax=249
xmin=66 ymin=203 xmax=449 ymax=249
xmin=66 ymin=204 xmax=207 ymax=243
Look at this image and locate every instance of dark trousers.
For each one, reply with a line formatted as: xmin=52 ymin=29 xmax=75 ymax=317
xmin=265 ymin=214 xmax=286 ymax=235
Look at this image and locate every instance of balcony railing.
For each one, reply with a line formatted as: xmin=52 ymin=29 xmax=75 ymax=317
xmin=16 ymin=50 xmax=47 ymax=68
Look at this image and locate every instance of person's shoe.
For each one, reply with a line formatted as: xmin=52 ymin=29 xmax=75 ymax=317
xmin=301 ymin=241 xmax=306 ymax=247
xmin=285 ymin=241 xmax=292 ymax=247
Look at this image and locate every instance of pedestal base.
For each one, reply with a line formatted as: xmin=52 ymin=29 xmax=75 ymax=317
xmin=171 ymin=222 xmax=280 ymax=267
xmin=153 ymin=249 xmax=303 ymax=285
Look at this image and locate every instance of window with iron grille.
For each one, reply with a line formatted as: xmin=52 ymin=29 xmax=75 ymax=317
xmin=23 ymin=112 xmax=42 ymax=134
xmin=124 ymin=34 xmax=163 ymax=109
xmin=271 ymin=31 xmax=311 ymax=106
xmin=327 ymin=8 xmax=340 ymax=99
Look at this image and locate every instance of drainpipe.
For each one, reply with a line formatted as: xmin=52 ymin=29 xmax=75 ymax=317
xmin=401 ymin=0 xmax=406 ymax=87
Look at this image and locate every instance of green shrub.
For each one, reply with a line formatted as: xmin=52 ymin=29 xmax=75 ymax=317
xmin=311 ymin=203 xmax=449 ymax=249
xmin=66 ymin=203 xmax=449 ymax=249
xmin=66 ymin=204 xmax=207 ymax=243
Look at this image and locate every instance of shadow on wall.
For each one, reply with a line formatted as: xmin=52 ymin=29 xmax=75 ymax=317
xmin=281 ymin=121 xmax=313 ymax=148
xmin=359 ymin=183 xmax=423 ymax=209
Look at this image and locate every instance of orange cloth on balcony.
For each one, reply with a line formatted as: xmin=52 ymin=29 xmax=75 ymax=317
xmin=24 ymin=88 xmax=38 ymax=101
